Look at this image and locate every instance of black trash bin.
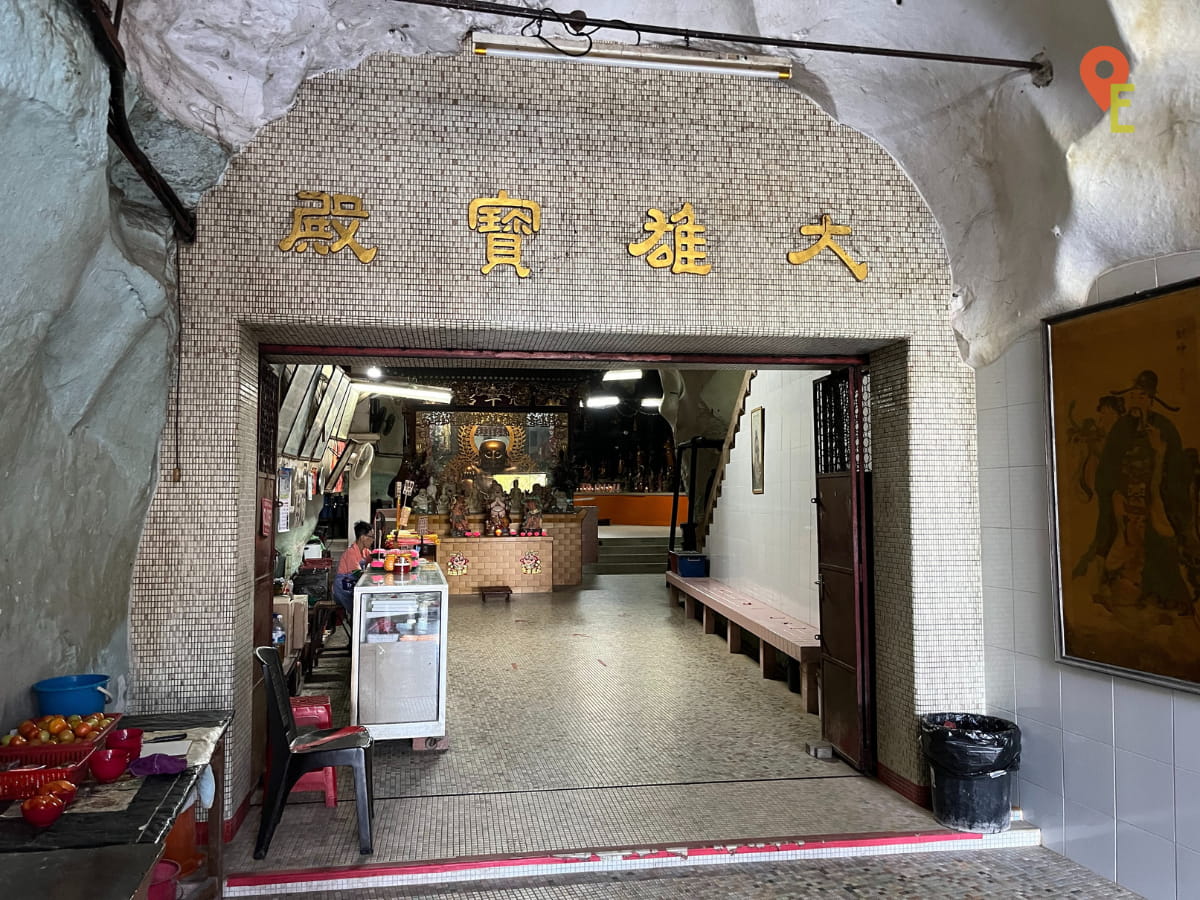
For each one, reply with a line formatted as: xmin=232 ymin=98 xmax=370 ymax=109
xmin=919 ymin=713 xmax=1021 ymax=833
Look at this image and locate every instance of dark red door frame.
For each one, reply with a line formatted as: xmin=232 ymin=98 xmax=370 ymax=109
xmin=258 ymin=344 xmax=866 ymax=369
xmin=813 ymin=365 xmax=875 ymax=773
xmin=845 ymin=366 xmax=875 ymax=772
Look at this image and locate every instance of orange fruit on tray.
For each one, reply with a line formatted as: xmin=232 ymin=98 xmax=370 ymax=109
xmin=37 ymin=780 xmax=78 ymax=805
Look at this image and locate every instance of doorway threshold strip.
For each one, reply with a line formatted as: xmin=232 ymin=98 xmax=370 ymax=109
xmin=223 ymin=824 xmax=1041 ymax=896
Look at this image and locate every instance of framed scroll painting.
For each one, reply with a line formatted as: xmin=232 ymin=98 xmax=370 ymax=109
xmin=1046 ymin=280 xmax=1200 ymax=691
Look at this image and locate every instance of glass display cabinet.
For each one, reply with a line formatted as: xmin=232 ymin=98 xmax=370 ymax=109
xmin=349 ymin=563 xmax=448 ymax=742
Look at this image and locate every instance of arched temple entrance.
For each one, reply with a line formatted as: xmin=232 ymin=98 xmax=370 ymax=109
xmin=130 ymin=48 xmax=980 ymax=836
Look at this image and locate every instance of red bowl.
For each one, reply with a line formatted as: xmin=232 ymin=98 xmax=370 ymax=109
xmin=21 ymin=795 xmax=65 ymax=827
xmin=106 ymin=728 xmax=143 ymax=755
xmin=90 ymin=749 xmax=130 ymax=783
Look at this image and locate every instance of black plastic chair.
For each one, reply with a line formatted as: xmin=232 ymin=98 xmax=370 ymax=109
xmin=253 ymin=646 xmax=375 ymax=859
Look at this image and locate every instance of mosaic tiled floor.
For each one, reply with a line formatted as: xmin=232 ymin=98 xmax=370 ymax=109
xmin=280 ymin=847 xmax=1138 ymax=899
xmin=226 ymin=574 xmax=1026 ymax=886
xmin=303 ymin=574 xmax=848 ymax=800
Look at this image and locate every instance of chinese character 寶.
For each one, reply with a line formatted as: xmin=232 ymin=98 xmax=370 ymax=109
xmin=627 ymin=202 xmax=711 ymax=275
xmin=278 ymin=191 xmax=377 ymax=263
xmin=468 ymin=189 xmax=542 ymax=277
xmin=787 ymin=214 xmax=867 ymax=281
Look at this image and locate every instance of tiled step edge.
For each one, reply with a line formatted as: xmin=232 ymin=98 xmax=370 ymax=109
xmin=223 ymin=824 xmax=1041 ymax=896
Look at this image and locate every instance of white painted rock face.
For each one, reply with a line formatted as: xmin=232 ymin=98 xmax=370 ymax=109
xmin=119 ymin=0 xmax=1200 ymax=365
xmin=0 ymin=0 xmax=173 ymax=723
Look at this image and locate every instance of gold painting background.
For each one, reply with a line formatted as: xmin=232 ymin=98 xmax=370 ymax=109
xmin=1050 ymin=284 xmax=1200 ymax=685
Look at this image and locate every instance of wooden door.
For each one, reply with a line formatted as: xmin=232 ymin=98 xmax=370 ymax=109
xmin=252 ymin=361 xmax=280 ymax=788
xmin=813 ymin=368 xmax=875 ymax=771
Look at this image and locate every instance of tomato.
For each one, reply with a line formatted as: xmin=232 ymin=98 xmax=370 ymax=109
xmin=8 ymin=734 xmax=27 ymax=747
xmin=55 ymin=730 xmax=76 ymax=743
xmin=37 ymin=730 xmax=51 ymax=743
xmin=47 ymin=718 xmax=69 ymax=736
xmin=21 ymin=794 xmax=64 ymax=812
xmin=85 ymin=731 xmax=102 ymax=742
xmin=73 ymin=723 xmax=92 ymax=738
xmin=38 ymin=780 xmax=77 ymax=794
xmin=17 ymin=721 xmax=39 ymax=740
xmin=0 ymin=735 xmax=11 ymax=747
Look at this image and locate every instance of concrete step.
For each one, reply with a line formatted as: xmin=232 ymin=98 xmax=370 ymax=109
xmin=598 ymin=545 xmax=666 ymax=558
xmin=598 ymin=537 xmax=671 ymax=548
xmin=593 ymin=561 xmax=668 ymax=574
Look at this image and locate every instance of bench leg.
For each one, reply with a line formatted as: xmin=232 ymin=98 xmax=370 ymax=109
xmin=683 ymin=594 xmax=697 ymax=621
xmin=728 ymin=622 xmax=743 ymax=654
xmin=668 ymin=584 xmax=680 ymax=606
xmin=761 ymin=644 xmax=785 ymax=680
xmin=799 ymin=646 xmax=821 ymax=715
xmin=702 ymin=605 xmax=717 ymax=635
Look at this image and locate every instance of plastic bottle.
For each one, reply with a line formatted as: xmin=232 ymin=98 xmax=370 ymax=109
xmin=272 ymin=614 xmax=286 ymax=651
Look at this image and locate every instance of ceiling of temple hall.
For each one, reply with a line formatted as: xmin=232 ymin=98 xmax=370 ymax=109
xmin=120 ymin=0 xmax=1200 ymax=366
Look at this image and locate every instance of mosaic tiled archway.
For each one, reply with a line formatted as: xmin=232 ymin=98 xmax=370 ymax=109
xmin=131 ymin=50 xmax=979 ymax=819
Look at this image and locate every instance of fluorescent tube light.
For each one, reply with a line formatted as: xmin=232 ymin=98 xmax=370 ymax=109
xmin=641 ymin=397 xmax=663 ymax=409
xmin=351 ymin=381 xmax=452 ymax=404
xmin=586 ymin=395 xmax=621 ymax=409
xmin=472 ymin=34 xmax=792 ymax=81
xmin=602 ymin=368 xmax=643 ymax=382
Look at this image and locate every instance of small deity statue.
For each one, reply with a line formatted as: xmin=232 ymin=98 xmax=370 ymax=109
xmin=411 ymin=488 xmax=432 ymax=514
xmin=436 ymin=487 xmax=452 ymax=515
xmin=551 ymin=489 xmax=571 ymax=512
xmin=508 ymin=483 xmax=524 ymax=520
xmin=521 ymin=495 xmax=543 ymax=533
xmin=449 ymin=493 xmax=470 ymax=537
xmin=462 ymin=478 xmax=484 ymax=514
xmin=485 ymin=483 xmax=509 ymax=534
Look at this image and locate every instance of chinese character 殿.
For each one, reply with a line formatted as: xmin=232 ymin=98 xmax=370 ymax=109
xmin=278 ymin=191 xmax=378 ymax=263
xmin=627 ymin=202 xmax=711 ymax=275
xmin=468 ymin=189 xmax=542 ymax=277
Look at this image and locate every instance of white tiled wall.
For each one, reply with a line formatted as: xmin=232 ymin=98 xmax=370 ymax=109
xmin=979 ymin=251 xmax=1200 ymax=900
xmin=706 ymin=370 xmax=826 ymax=626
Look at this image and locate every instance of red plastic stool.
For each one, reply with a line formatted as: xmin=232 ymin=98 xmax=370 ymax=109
xmin=289 ymin=695 xmax=337 ymax=807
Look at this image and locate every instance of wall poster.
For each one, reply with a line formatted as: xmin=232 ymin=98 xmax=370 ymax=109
xmin=1046 ymin=281 xmax=1200 ymax=691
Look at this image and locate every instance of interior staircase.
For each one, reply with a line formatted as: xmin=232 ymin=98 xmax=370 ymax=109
xmin=594 ymin=535 xmax=671 ymax=574
xmin=697 ymin=371 xmax=756 ymax=550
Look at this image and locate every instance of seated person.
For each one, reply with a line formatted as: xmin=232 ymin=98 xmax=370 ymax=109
xmin=332 ymin=521 xmax=373 ymax=616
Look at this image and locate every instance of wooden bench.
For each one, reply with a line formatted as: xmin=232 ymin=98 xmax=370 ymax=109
xmin=479 ymin=585 xmax=512 ymax=603
xmin=666 ymin=572 xmax=821 ymax=714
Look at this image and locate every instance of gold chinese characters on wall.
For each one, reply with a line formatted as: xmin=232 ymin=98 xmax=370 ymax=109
xmin=278 ymin=191 xmax=377 ymax=263
xmin=787 ymin=214 xmax=868 ymax=281
xmin=277 ymin=188 xmax=868 ymax=280
xmin=468 ymin=190 xmax=541 ymax=278
xmin=627 ymin=203 xmax=711 ymax=275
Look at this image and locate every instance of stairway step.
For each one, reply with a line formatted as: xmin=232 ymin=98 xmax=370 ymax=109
xmin=593 ymin=562 xmax=668 ymax=574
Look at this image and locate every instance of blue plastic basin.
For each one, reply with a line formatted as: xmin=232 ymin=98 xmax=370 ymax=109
xmin=32 ymin=674 xmax=112 ymax=717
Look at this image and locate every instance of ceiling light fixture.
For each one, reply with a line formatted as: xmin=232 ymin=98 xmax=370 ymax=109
xmin=585 ymin=395 xmax=620 ymax=409
xmin=351 ymin=381 xmax=453 ymax=404
xmin=396 ymin=1 xmax=1052 ymax=84
xmin=365 ymin=366 xmax=383 ymax=379
xmin=473 ymin=34 xmax=792 ymax=80
xmin=602 ymin=368 xmax=643 ymax=381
